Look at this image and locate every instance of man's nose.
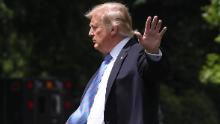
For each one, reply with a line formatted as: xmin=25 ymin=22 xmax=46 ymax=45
xmin=89 ymin=28 xmax=94 ymax=36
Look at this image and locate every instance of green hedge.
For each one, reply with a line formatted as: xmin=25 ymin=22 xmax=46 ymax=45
xmin=160 ymin=84 xmax=219 ymax=124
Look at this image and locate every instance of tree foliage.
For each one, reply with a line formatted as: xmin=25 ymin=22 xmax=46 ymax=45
xmin=200 ymin=0 xmax=220 ymax=84
xmin=1 ymin=0 xmax=220 ymax=124
xmin=160 ymin=84 xmax=219 ymax=124
xmin=0 ymin=0 xmax=102 ymax=82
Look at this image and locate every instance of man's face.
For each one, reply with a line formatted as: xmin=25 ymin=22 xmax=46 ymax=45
xmin=89 ymin=15 xmax=112 ymax=54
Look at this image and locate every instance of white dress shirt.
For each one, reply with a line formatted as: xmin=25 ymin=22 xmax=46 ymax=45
xmin=87 ymin=37 xmax=162 ymax=124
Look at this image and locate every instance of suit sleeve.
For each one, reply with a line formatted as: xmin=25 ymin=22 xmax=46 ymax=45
xmin=141 ymin=51 xmax=161 ymax=124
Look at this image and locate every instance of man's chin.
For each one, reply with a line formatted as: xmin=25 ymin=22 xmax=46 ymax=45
xmin=94 ymin=44 xmax=100 ymax=51
xmin=93 ymin=44 xmax=98 ymax=49
xmin=94 ymin=46 xmax=105 ymax=54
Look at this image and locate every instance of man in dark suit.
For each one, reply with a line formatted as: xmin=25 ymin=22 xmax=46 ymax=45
xmin=66 ymin=2 xmax=167 ymax=124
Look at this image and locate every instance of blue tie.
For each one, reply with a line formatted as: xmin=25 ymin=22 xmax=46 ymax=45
xmin=66 ymin=54 xmax=112 ymax=124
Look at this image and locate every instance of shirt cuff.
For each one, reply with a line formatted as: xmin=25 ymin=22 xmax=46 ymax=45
xmin=144 ymin=49 xmax=162 ymax=62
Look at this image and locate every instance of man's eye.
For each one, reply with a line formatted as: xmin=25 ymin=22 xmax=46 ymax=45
xmin=92 ymin=26 xmax=97 ymax=30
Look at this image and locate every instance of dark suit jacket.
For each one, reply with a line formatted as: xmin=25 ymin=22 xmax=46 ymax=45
xmin=85 ymin=38 xmax=160 ymax=124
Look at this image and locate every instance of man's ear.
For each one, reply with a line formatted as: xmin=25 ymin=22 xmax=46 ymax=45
xmin=110 ymin=26 xmax=118 ymax=36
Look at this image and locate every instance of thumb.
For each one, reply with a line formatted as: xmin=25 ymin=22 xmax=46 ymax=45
xmin=133 ymin=30 xmax=143 ymax=42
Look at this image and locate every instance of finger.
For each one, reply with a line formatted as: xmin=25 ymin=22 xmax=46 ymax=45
xmin=160 ymin=27 xmax=167 ymax=37
xmin=155 ymin=20 xmax=162 ymax=33
xmin=134 ymin=31 xmax=143 ymax=42
xmin=144 ymin=16 xmax=152 ymax=35
xmin=151 ymin=16 xmax=158 ymax=30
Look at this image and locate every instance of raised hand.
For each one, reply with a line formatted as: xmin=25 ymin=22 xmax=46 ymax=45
xmin=134 ymin=16 xmax=167 ymax=54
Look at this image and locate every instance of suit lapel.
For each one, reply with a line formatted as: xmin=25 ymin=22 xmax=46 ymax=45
xmin=105 ymin=38 xmax=136 ymax=100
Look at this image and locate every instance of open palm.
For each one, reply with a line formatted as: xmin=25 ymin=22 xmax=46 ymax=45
xmin=134 ymin=16 xmax=167 ymax=54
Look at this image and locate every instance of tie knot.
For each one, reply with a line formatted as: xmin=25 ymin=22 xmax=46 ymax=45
xmin=104 ymin=54 xmax=112 ymax=63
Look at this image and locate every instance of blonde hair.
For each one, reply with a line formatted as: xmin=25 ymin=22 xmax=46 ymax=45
xmin=85 ymin=2 xmax=134 ymax=37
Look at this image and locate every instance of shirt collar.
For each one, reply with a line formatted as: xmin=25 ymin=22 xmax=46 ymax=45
xmin=109 ymin=37 xmax=131 ymax=60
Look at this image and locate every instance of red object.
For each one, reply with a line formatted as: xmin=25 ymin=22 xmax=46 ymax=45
xmin=26 ymin=80 xmax=33 ymax=90
xmin=64 ymin=101 xmax=72 ymax=109
xmin=27 ymin=100 xmax=34 ymax=110
xmin=64 ymin=81 xmax=73 ymax=90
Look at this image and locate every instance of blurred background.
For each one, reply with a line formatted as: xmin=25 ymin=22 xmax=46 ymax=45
xmin=1 ymin=0 xmax=220 ymax=124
